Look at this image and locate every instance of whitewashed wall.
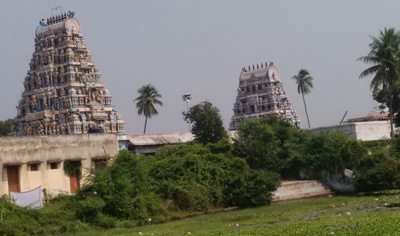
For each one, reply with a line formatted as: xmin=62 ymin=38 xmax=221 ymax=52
xmin=305 ymin=121 xmax=391 ymax=141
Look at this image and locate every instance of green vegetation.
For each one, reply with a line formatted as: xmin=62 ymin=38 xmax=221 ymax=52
xmin=4 ymin=114 xmax=400 ymax=235
xmin=0 ymin=194 xmax=91 ymax=235
xmin=79 ymin=147 xmax=280 ymax=222
xmin=0 ymin=144 xmax=280 ymax=235
xmin=0 ymin=118 xmax=13 ymax=136
xmin=358 ymin=28 xmax=400 ymax=139
xmin=67 ymin=190 xmax=400 ymax=236
xmin=183 ymin=101 xmax=228 ymax=144
xmin=4 ymin=189 xmax=400 ymax=235
xmin=292 ymin=69 xmax=314 ymax=128
xmin=63 ymin=160 xmax=82 ymax=177
xmin=233 ymin=116 xmax=359 ymax=178
xmin=233 ymin=116 xmax=299 ymax=171
xmin=134 ymin=84 xmax=163 ymax=134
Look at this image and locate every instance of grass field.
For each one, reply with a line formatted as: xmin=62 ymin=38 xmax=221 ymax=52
xmin=68 ymin=191 xmax=400 ymax=236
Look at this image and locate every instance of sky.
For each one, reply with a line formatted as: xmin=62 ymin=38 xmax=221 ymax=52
xmin=0 ymin=1 xmax=398 ymax=134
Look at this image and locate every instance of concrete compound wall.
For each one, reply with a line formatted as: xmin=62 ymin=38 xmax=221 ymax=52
xmin=0 ymin=133 xmax=118 ymax=196
xmin=272 ymin=180 xmax=332 ymax=203
xmin=305 ymin=121 xmax=391 ymax=141
xmin=354 ymin=121 xmax=391 ymax=140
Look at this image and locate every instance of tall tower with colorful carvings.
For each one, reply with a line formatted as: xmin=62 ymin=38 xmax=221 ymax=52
xmin=229 ymin=62 xmax=300 ymax=130
xmin=13 ymin=10 xmax=125 ymax=136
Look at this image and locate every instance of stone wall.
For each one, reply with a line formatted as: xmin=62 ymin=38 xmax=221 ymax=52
xmin=0 ymin=134 xmax=118 ymax=196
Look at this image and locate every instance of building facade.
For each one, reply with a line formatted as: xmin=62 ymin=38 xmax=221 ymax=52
xmin=0 ymin=134 xmax=118 ymax=196
xmin=229 ymin=62 xmax=300 ymax=130
xmin=13 ymin=11 xmax=124 ymax=136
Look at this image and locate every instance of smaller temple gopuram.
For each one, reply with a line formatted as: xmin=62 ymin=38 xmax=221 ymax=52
xmin=13 ymin=10 xmax=124 ymax=136
xmin=229 ymin=62 xmax=300 ymax=130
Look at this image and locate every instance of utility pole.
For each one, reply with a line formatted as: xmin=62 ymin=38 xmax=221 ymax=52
xmin=182 ymin=93 xmax=192 ymax=131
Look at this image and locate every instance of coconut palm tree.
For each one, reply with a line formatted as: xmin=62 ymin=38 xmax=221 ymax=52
xmin=292 ymin=69 xmax=314 ymax=128
xmin=134 ymin=84 xmax=163 ymax=134
xmin=358 ymin=28 xmax=400 ymax=139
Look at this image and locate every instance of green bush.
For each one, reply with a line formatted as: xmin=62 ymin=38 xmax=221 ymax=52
xmin=77 ymin=150 xmax=166 ymax=224
xmin=236 ymin=170 xmax=281 ymax=207
xmin=94 ymin=213 xmax=117 ymax=229
xmin=354 ymin=152 xmax=400 ymax=192
xmin=172 ymin=183 xmax=210 ymax=211
xmin=150 ymin=143 xmax=281 ymax=210
xmin=75 ymin=196 xmax=105 ymax=223
xmin=0 ymin=194 xmax=90 ymax=235
xmin=233 ymin=118 xmax=280 ymax=170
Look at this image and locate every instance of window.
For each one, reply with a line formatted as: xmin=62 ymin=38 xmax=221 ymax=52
xmin=30 ymin=163 xmax=40 ymax=171
xmin=50 ymin=162 xmax=59 ymax=169
xmin=93 ymin=160 xmax=107 ymax=170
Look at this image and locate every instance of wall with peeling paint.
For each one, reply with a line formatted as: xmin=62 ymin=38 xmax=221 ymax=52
xmin=0 ymin=133 xmax=118 ymax=196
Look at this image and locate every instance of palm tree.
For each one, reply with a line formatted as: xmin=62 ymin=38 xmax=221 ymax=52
xmin=292 ymin=69 xmax=314 ymax=128
xmin=134 ymin=84 xmax=163 ymax=134
xmin=358 ymin=28 xmax=400 ymax=139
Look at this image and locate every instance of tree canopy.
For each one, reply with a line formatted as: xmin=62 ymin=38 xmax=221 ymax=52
xmin=233 ymin=115 xmax=304 ymax=173
xmin=183 ymin=101 xmax=228 ymax=144
xmin=292 ymin=69 xmax=314 ymax=128
xmin=0 ymin=119 xmax=13 ymax=136
xmin=134 ymin=84 xmax=163 ymax=134
xmin=358 ymin=28 xmax=400 ymax=139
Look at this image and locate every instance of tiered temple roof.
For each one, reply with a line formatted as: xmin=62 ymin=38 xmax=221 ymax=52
xmin=229 ymin=62 xmax=300 ymax=130
xmin=13 ymin=11 xmax=124 ymax=136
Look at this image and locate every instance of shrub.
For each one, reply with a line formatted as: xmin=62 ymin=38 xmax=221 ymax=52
xmin=354 ymin=153 xmax=400 ymax=192
xmin=0 ymin=194 xmax=90 ymax=235
xmin=75 ymin=196 xmax=105 ymax=223
xmin=236 ymin=170 xmax=281 ymax=208
xmin=77 ymin=150 xmax=166 ymax=224
xmin=94 ymin=213 xmax=117 ymax=229
xmin=150 ymin=143 xmax=281 ymax=210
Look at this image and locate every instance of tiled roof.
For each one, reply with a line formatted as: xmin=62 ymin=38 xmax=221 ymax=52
xmin=124 ymin=132 xmax=195 ymax=146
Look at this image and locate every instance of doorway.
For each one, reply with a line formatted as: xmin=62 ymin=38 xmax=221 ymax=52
xmin=7 ymin=165 xmax=20 ymax=193
xmin=66 ymin=161 xmax=81 ymax=193
xmin=69 ymin=173 xmax=80 ymax=193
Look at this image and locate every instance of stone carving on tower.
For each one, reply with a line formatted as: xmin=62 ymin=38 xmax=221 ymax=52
xmin=229 ymin=62 xmax=300 ymax=130
xmin=13 ymin=11 xmax=125 ymax=136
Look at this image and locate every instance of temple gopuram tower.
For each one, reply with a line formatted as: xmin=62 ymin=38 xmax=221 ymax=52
xmin=229 ymin=62 xmax=300 ymax=130
xmin=13 ymin=11 xmax=125 ymax=136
